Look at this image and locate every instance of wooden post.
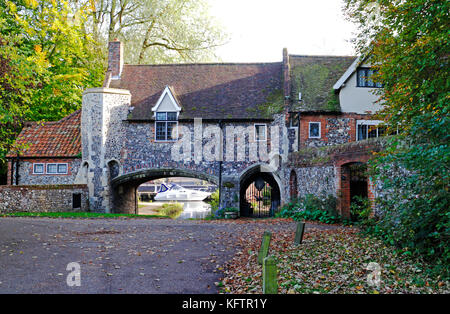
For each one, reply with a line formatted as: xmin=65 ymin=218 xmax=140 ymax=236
xmin=263 ymin=256 xmax=277 ymax=294
xmin=294 ymin=222 xmax=305 ymax=245
xmin=258 ymin=231 xmax=272 ymax=265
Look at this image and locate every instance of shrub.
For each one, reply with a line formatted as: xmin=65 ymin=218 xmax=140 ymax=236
xmin=207 ymin=189 xmax=220 ymax=212
xmin=349 ymin=195 xmax=372 ymax=223
xmin=158 ymin=202 xmax=183 ymax=219
xmin=278 ymin=193 xmax=341 ymax=224
xmin=365 ymin=149 xmax=450 ymax=277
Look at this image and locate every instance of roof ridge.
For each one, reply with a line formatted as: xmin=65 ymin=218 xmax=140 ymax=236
xmin=124 ymin=62 xmax=282 ymax=67
xmin=289 ymin=54 xmax=356 ymax=58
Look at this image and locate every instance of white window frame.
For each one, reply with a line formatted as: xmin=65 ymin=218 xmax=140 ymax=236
xmin=57 ymin=163 xmax=68 ymax=174
xmin=32 ymin=163 xmax=45 ymax=174
xmin=308 ymin=122 xmax=321 ymax=139
xmin=356 ymin=67 xmax=383 ymax=88
xmin=254 ymin=124 xmax=267 ymax=142
xmin=154 ymin=111 xmax=179 ymax=142
xmin=46 ymin=163 xmax=68 ymax=175
xmin=356 ymin=120 xmax=385 ymax=140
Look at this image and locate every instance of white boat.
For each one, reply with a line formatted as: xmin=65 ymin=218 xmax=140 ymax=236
xmin=154 ymin=183 xmax=211 ymax=201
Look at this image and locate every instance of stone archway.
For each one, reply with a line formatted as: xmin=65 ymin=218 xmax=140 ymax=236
xmin=110 ymin=168 xmax=219 ymax=214
xmin=239 ymin=164 xmax=281 ymax=218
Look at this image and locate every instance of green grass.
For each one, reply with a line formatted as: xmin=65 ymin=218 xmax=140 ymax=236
xmin=0 ymin=211 xmax=168 ymax=219
xmin=154 ymin=202 xmax=184 ymax=219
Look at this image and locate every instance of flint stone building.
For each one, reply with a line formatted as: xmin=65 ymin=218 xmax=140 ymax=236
xmin=3 ymin=41 xmax=385 ymax=217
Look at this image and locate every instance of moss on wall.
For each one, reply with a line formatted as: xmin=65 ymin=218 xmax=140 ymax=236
xmin=289 ymin=137 xmax=389 ymax=167
xmin=290 ymin=60 xmax=353 ymax=112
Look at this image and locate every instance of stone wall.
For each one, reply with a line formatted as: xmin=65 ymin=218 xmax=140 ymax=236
xmin=12 ymin=158 xmax=81 ymax=185
xmin=81 ymin=88 xmax=131 ymax=211
xmin=80 ymin=85 xmax=289 ymax=213
xmin=282 ymin=166 xmax=336 ymax=200
xmin=0 ymin=184 xmax=89 ymax=213
xmin=285 ymin=137 xmax=387 ymax=216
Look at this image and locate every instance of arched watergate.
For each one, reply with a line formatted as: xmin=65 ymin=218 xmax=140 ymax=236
xmin=239 ymin=165 xmax=281 ymax=218
xmin=110 ymin=168 xmax=219 ymax=214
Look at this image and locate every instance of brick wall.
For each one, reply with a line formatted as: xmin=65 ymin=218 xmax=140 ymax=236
xmin=0 ymin=184 xmax=89 ymax=213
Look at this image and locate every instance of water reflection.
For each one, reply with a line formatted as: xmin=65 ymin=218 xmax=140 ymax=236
xmin=177 ymin=201 xmax=211 ymax=219
xmin=138 ymin=200 xmax=212 ymax=219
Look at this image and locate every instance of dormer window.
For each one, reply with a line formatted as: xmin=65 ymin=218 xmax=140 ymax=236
xmin=152 ymin=86 xmax=182 ymax=142
xmin=357 ymin=68 xmax=383 ymax=88
xmin=155 ymin=112 xmax=178 ymax=141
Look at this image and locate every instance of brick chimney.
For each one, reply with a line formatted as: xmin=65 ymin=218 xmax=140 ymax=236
xmin=282 ymin=48 xmax=291 ymax=103
xmin=282 ymin=48 xmax=291 ymax=124
xmin=108 ymin=40 xmax=123 ymax=79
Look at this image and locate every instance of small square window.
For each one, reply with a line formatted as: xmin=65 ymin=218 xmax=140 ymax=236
xmin=309 ymin=122 xmax=321 ymax=138
xmin=33 ymin=164 xmax=44 ymax=174
xmin=47 ymin=164 xmax=58 ymax=174
xmin=167 ymin=112 xmax=178 ymax=121
xmin=57 ymin=164 xmax=68 ymax=174
xmin=156 ymin=112 xmax=166 ymax=121
xmin=255 ymin=124 xmax=267 ymax=141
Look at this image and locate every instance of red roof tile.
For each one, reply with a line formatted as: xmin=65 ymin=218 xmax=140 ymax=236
xmin=7 ymin=110 xmax=81 ymax=158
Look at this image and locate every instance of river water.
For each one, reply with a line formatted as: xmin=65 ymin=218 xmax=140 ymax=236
xmin=177 ymin=201 xmax=212 ymax=219
xmin=138 ymin=201 xmax=212 ymax=219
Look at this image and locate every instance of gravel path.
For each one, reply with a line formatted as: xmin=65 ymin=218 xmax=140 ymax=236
xmin=0 ymin=217 xmax=342 ymax=294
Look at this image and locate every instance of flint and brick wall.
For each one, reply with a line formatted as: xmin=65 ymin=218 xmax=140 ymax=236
xmin=286 ymin=138 xmax=386 ymax=217
xmin=9 ymin=158 xmax=81 ymax=186
xmin=299 ymin=113 xmax=369 ymax=148
xmin=0 ymin=184 xmax=89 ymax=213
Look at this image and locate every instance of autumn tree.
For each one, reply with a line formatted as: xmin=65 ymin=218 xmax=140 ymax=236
xmin=71 ymin=0 xmax=226 ymax=64
xmin=343 ymin=0 xmax=449 ymax=269
xmin=0 ymin=0 xmax=104 ymax=179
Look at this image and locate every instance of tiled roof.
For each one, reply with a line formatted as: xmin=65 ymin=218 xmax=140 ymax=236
xmin=7 ymin=110 xmax=81 ymax=158
xmin=109 ymin=63 xmax=283 ymax=120
xmin=288 ymin=55 xmax=356 ymax=112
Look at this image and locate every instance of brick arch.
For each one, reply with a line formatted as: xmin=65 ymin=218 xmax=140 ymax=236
xmin=336 ymin=156 xmax=371 ymax=218
xmin=335 ymin=154 xmax=370 ymax=168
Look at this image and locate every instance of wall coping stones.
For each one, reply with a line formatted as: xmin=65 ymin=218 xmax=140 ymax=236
xmin=0 ymin=184 xmax=88 ymax=191
xmin=83 ymin=88 xmax=131 ymax=96
xmin=288 ymin=136 xmax=388 ymax=167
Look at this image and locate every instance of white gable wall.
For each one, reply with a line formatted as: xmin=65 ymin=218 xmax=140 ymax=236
xmin=338 ymin=62 xmax=384 ymax=114
xmin=157 ymin=94 xmax=178 ymax=112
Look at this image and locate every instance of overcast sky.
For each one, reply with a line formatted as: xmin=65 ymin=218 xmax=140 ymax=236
xmin=208 ymin=0 xmax=357 ymax=62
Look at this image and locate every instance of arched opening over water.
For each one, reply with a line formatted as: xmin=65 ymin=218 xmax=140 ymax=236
xmin=110 ymin=168 xmax=218 ymax=216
